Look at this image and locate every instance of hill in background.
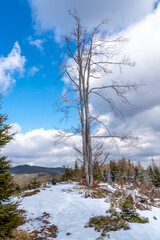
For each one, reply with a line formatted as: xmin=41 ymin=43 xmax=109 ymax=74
xmin=9 ymin=165 xmax=64 ymax=188
xmin=9 ymin=164 xmax=63 ymax=176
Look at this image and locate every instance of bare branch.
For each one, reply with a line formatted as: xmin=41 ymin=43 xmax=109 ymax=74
xmin=54 ymin=10 xmax=141 ymax=187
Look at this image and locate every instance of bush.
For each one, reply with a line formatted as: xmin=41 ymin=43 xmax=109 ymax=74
xmin=60 ymin=166 xmax=76 ymax=181
xmin=120 ymin=199 xmax=149 ymax=223
xmin=87 ymin=199 xmax=149 ymax=237
xmin=27 ymin=180 xmax=41 ymax=190
xmin=87 ymin=210 xmax=129 ymax=237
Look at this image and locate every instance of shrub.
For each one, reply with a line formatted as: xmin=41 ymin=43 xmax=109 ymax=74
xmin=87 ymin=199 xmax=149 ymax=237
xmin=27 ymin=180 xmax=41 ymax=190
xmin=60 ymin=166 xmax=76 ymax=181
xmin=87 ymin=210 xmax=129 ymax=237
xmin=120 ymin=199 xmax=149 ymax=223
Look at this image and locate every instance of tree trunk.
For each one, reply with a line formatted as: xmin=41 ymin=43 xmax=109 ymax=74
xmin=85 ymin=91 xmax=93 ymax=187
xmin=58 ymin=11 xmax=139 ymax=188
xmin=124 ymin=189 xmax=136 ymax=203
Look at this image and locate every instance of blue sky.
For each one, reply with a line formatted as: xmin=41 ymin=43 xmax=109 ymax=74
xmin=0 ymin=0 xmax=65 ymax=133
xmin=1 ymin=0 xmax=159 ymax=133
xmin=1 ymin=0 xmax=160 ymax=167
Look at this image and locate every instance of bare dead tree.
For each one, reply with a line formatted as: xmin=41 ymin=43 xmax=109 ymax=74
xmin=56 ymin=10 xmax=141 ymax=187
xmin=73 ymin=140 xmax=112 ymax=167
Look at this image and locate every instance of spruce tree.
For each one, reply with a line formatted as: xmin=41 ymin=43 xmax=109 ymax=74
xmin=153 ymin=165 xmax=160 ymax=187
xmin=148 ymin=165 xmax=154 ymax=183
xmin=93 ymin=161 xmax=103 ymax=181
xmin=0 ymin=98 xmax=20 ymax=238
xmin=74 ymin=160 xmax=79 ymax=177
xmin=109 ymin=160 xmax=118 ymax=182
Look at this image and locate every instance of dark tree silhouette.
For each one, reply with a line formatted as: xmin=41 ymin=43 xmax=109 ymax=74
xmin=0 ymin=96 xmax=20 ymax=238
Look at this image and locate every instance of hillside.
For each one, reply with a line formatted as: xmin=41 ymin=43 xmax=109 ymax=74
xmin=9 ymin=164 xmax=63 ymax=176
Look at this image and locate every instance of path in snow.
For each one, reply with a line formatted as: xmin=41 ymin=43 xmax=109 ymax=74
xmin=19 ymin=183 xmax=109 ymax=240
xmin=19 ymin=183 xmax=160 ymax=240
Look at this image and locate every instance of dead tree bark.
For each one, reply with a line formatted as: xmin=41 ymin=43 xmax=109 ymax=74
xmin=124 ymin=189 xmax=136 ymax=204
xmin=55 ymin=10 xmax=141 ymax=187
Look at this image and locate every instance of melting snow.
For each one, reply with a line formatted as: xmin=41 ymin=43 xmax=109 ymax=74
xmin=18 ymin=183 xmax=160 ymax=240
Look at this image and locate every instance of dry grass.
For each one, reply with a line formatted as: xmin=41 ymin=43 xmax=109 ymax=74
xmin=4 ymin=230 xmax=34 ymax=240
xmin=6 ymin=211 xmax=58 ymax=240
xmin=22 ymin=189 xmax=40 ymax=198
xmin=30 ymin=212 xmax=58 ymax=239
xmin=79 ymin=179 xmax=100 ymax=188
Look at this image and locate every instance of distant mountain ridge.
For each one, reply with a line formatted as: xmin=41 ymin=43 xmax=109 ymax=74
xmin=9 ymin=164 xmax=63 ymax=176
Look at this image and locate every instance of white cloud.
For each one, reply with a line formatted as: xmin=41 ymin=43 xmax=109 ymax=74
xmin=119 ymin=4 xmax=160 ymax=115
xmin=28 ymin=66 xmax=39 ymax=77
xmin=3 ymin=123 xmax=160 ymax=167
xmin=10 ymin=123 xmax=22 ymax=134
xmin=28 ymin=37 xmax=44 ymax=51
xmin=22 ymin=1 xmax=160 ymax=166
xmin=28 ymin=0 xmax=160 ymax=123
xmin=59 ymin=5 xmax=160 ymax=166
xmin=0 ymin=42 xmax=26 ymax=92
xmin=28 ymin=0 xmax=156 ymax=37
xmin=90 ymin=5 xmax=160 ymax=123
xmin=2 ymin=127 xmax=81 ymax=167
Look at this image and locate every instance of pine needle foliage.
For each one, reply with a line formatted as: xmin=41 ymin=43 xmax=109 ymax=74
xmin=0 ymin=97 xmax=21 ymax=238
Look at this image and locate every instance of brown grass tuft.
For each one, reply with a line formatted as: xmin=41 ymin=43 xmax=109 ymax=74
xmin=22 ymin=190 xmax=40 ymax=198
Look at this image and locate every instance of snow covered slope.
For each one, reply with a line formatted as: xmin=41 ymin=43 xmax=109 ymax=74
xmin=18 ymin=183 xmax=160 ymax=240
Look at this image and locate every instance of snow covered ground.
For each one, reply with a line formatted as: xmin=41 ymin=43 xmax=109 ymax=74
xmin=17 ymin=183 xmax=160 ymax=240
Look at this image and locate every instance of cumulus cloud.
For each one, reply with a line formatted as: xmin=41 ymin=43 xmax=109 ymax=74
xmin=2 ymin=126 xmax=81 ymax=167
xmin=28 ymin=0 xmax=157 ymax=37
xmin=10 ymin=123 xmax=22 ymax=134
xmin=117 ymin=125 xmax=160 ymax=167
xmin=119 ymin=5 xmax=160 ymax=116
xmin=2 ymin=123 xmax=160 ymax=167
xmin=28 ymin=0 xmax=160 ymax=116
xmin=58 ymin=4 xmax=160 ymax=166
xmin=90 ymin=5 xmax=160 ymax=124
xmin=0 ymin=42 xmax=26 ymax=92
xmin=7 ymin=1 xmax=158 ymax=166
xmin=27 ymin=0 xmax=160 ymax=122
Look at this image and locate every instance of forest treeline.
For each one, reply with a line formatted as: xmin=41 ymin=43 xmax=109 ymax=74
xmin=61 ymin=157 xmax=160 ymax=187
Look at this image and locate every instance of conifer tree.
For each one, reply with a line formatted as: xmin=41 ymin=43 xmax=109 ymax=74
xmin=134 ymin=166 xmax=139 ymax=181
xmin=148 ymin=165 xmax=154 ymax=183
xmin=109 ymin=160 xmax=118 ymax=182
xmin=135 ymin=162 xmax=144 ymax=183
xmin=74 ymin=160 xmax=79 ymax=176
xmin=148 ymin=159 xmax=160 ymax=187
xmin=0 ymin=97 xmax=20 ymax=238
xmin=93 ymin=161 xmax=103 ymax=181
xmin=153 ymin=165 xmax=160 ymax=187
